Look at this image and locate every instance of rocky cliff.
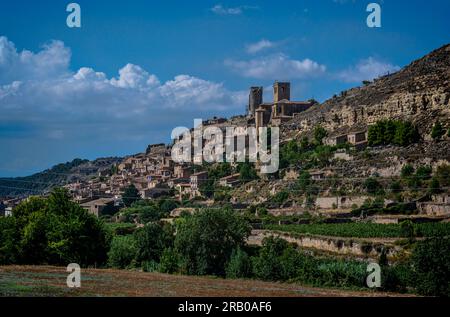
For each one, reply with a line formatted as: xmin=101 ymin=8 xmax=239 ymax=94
xmin=282 ymin=44 xmax=450 ymax=139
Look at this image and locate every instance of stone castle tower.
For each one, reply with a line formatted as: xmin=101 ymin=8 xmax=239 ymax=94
xmin=248 ymin=86 xmax=263 ymax=116
xmin=273 ymin=82 xmax=290 ymax=102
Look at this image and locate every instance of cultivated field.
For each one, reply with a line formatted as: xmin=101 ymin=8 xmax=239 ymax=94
xmin=0 ymin=266 xmax=409 ymax=297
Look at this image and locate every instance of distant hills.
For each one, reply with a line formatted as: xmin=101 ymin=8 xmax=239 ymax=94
xmin=0 ymin=157 xmax=122 ymax=197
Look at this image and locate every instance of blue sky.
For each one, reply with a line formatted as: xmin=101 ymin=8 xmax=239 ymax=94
xmin=1 ymin=0 xmax=449 ymax=177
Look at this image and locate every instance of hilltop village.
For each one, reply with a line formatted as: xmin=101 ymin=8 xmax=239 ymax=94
xmin=1 ymin=45 xmax=450 ymax=261
xmin=1 ymin=44 xmax=450 ymax=298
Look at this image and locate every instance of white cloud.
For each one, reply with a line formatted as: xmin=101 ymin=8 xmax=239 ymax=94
xmin=0 ymin=36 xmax=245 ymax=117
xmin=338 ymin=57 xmax=400 ymax=83
xmin=0 ymin=36 xmax=247 ymax=174
xmin=110 ymin=63 xmax=160 ymax=89
xmin=245 ymin=39 xmax=276 ymax=54
xmin=225 ymin=53 xmax=326 ymax=79
xmin=0 ymin=37 xmax=71 ymax=84
xmin=210 ymin=4 xmax=257 ymax=15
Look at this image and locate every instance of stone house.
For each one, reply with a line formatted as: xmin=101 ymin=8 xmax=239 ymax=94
xmin=418 ymin=194 xmax=450 ymax=216
xmin=80 ymin=198 xmax=117 ymax=217
xmin=219 ymin=173 xmax=241 ymax=188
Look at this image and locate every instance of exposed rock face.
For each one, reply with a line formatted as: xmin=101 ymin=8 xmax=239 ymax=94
xmin=282 ymin=44 xmax=450 ymax=139
xmin=248 ymin=230 xmax=400 ymax=260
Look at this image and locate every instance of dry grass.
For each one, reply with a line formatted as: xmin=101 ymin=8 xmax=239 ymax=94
xmin=0 ymin=265 xmax=412 ymax=297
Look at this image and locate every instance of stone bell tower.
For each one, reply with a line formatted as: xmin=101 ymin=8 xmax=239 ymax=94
xmin=248 ymin=86 xmax=263 ymax=117
xmin=273 ymin=81 xmax=290 ymax=102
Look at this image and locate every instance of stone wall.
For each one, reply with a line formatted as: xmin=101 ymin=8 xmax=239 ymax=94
xmin=248 ymin=230 xmax=399 ymax=259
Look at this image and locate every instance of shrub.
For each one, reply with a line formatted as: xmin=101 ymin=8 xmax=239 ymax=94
xmin=158 ymin=248 xmax=181 ymax=274
xmin=122 ymin=185 xmax=141 ymax=207
xmin=3 ymin=189 xmax=110 ymax=266
xmin=368 ymin=120 xmax=419 ymax=147
xmin=429 ymin=178 xmax=441 ymax=194
xmin=364 ymin=177 xmax=383 ymax=195
xmin=0 ymin=216 xmax=19 ymax=265
xmin=272 ymin=191 xmax=289 ymax=205
xmin=134 ymin=223 xmax=174 ymax=266
xmin=252 ymin=237 xmax=289 ymax=281
xmin=416 ymin=166 xmax=432 ymax=180
xmin=401 ymin=164 xmax=415 ymax=178
xmin=314 ymin=126 xmax=328 ymax=145
xmin=107 ymin=235 xmax=137 ymax=269
xmin=411 ymin=237 xmax=450 ymax=296
xmin=175 ymin=208 xmax=251 ymax=276
xmin=435 ymin=165 xmax=450 ymax=187
xmin=226 ymin=248 xmax=253 ymax=279
xmin=431 ymin=122 xmax=445 ymax=141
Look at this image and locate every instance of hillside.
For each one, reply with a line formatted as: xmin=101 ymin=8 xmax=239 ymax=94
xmin=282 ymin=44 xmax=450 ymax=140
xmin=0 ymin=157 xmax=122 ymax=197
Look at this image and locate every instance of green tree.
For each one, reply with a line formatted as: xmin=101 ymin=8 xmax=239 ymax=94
xmin=300 ymin=136 xmax=310 ymax=150
xmin=107 ymin=235 xmax=137 ymax=269
xmin=435 ymin=165 xmax=450 ymax=187
xmin=368 ymin=120 xmax=419 ymax=146
xmin=394 ymin=121 xmax=419 ymax=146
xmin=401 ymin=164 xmax=415 ymax=178
xmin=364 ymin=177 xmax=383 ymax=195
xmin=390 ymin=181 xmax=402 ymax=194
xmin=226 ymin=248 xmax=253 ymax=279
xmin=431 ymin=122 xmax=445 ymax=141
xmin=272 ymin=191 xmax=289 ymax=205
xmin=175 ymin=208 xmax=251 ymax=276
xmin=122 ymin=184 xmax=141 ymax=207
xmin=4 ymin=188 xmax=110 ymax=266
xmin=238 ymin=162 xmax=258 ymax=181
xmin=159 ymin=248 xmax=181 ymax=274
xmin=252 ymin=236 xmax=303 ymax=281
xmin=134 ymin=223 xmax=174 ymax=266
xmin=416 ymin=166 xmax=432 ymax=180
xmin=314 ymin=126 xmax=328 ymax=145
xmin=297 ymin=171 xmax=312 ymax=193
xmin=429 ymin=177 xmax=441 ymax=194
xmin=0 ymin=216 xmax=19 ymax=264
xmin=411 ymin=237 xmax=450 ymax=296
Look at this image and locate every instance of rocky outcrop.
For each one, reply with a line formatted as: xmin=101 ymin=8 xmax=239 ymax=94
xmin=248 ymin=230 xmax=401 ymax=260
xmin=282 ymin=44 xmax=450 ymax=139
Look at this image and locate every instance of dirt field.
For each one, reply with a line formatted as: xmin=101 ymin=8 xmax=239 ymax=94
xmin=0 ymin=266 xmax=410 ymax=297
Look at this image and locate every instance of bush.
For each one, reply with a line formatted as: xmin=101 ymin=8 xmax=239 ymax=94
xmin=252 ymin=237 xmax=289 ymax=281
xmin=238 ymin=162 xmax=258 ymax=181
xmin=431 ymin=122 xmax=445 ymax=141
xmin=272 ymin=191 xmax=289 ymax=205
xmin=368 ymin=120 xmax=419 ymax=147
xmin=2 ymin=188 xmax=111 ymax=266
xmin=429 ymin=178 xmax=441 ymax=194
xmin=411 ymin=237 xmax=450 ymax=296
xmin=122 ymin=185 xmax=141 ymax=207
xmin=175 ymin=208 xmax=251 ymax=276
xmin=314 ymin=126 xmax=328 ymax=145
xmin=226 ymin=248 xmax=253 ymax=279
xmin=134 ymin=223 xmax=174 ymax=266
xmin=364 ymin=177 xmax=383 ymax=195
xmin=0 ymin=216 xmax=19 ymax=265
xmin=159 ymin=248 xmax=181 ymax=274
xmin=401 ymin=164 xmax=415 ymax=178
xmin=107 ymin=235 xmax=137 ymax=269
xmin=435 ymin=165 xmax=450 ymax=187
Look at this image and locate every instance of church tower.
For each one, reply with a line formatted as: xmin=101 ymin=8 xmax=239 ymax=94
xmin=273 ymin=82 xmax=290 ymax=102
xmin=248 ymin=86 xmax=263 ymax=116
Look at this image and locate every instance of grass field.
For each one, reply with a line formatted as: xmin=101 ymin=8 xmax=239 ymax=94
xmin=0 ymin=266 xmax=410 ymax=297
